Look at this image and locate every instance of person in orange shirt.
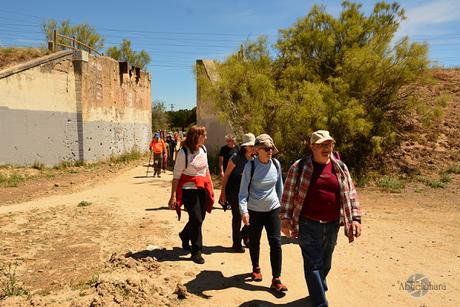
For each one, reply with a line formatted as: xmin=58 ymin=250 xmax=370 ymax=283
xmin=150 ymin=133 xmax=166 ymax=177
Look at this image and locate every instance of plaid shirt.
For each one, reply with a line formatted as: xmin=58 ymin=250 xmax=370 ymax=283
xmin=280 ymin=156 xmax=361 ymax=243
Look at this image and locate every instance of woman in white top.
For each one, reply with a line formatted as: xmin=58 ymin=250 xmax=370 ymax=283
xmin=168 ymin=125 xmax=214 ymax=264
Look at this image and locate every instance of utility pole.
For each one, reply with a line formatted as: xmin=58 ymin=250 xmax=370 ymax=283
xmin=170 ymin=104 xmax=174 ymax=111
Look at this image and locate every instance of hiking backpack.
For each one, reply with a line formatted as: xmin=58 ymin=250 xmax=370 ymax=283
xmin=181 ymin=145 xmax=207 ymax=169
xmin=247 ymin=158 xmax=281 ymax=199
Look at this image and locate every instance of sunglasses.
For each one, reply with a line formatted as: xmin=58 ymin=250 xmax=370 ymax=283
xmin=261 ymin=147 xmax=273 ymax=152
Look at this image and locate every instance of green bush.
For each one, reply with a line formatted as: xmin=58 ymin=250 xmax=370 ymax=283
xmin=440 ymin=173 xmax=452 ymax=184
xmin=355 ymin=174 xmax=370 ymax=188
xmin=0 ymin=174 xmax=7 ymax=185
xmin=0 ymin=264 xmax=29 ymax=299
xmin=110 ymin=150 xmax=142 ymax=163
xmin=427 ymin=180 xmax=446 ymax=189
xmin=376 ymin=176 xmax=405 ymax=193
xmin=74 ymin=161 xmax=86 ymax=167
xmin=54 ymin=161 xmax=73 ymax=170
xmin=446 ymin=165 xmax=460 ymax=174
xmin=0 ymin=173 xmax=25 ymax=187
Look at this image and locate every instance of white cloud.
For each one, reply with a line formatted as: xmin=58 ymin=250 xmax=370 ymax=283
xmin=399 ymin=0 xmax=460 ymax=36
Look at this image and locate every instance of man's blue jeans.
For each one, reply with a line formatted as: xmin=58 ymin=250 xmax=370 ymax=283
xmin=298 ymin=217 xmax=339 ymax=307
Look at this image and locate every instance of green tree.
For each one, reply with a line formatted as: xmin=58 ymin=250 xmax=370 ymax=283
xmin=200 ymin=37 xmax=278 ymax=137
xmin=42 ymin=19 xmax=104 ymax=52
xmin=167 ymin=107 xmax=196 ymax=130
xmin=106 ymin=39 xmax=151 ymax=69
xmin=152 ymin=100 xmax=169 ymax=132
xmin=203 ymin=1 xmax=429 ymax=174
xmin=275 ymin=1 xmax=428 ymax=171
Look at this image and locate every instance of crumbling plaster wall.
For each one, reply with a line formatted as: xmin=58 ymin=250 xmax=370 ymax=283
xmin=80 ymin=54 xmax=151 ymax=162
xmin=0 ymin=50 xmax=151 ymax=166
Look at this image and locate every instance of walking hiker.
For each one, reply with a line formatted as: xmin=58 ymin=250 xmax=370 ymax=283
xmin=219 ymin=133 xmax=255 ymax=253
xmin=166 ymin=133 xmax=175 ymax=166
xmin=173 ymin=131 xmax=182 ymax=162
xmin=162 ymin=136 xmax=169 ymax=172
xmin=218 ymin=134 xmax=239 ymax=180
xmin=168 ymin=125 xmax=214 ymax=264
xmin=238 ymin=134 xmax=287 ymax=292
xmin=280 ymin=130 xmax=362 ymax=307
xmin=150 ymin=133 xmax=166 ymax=177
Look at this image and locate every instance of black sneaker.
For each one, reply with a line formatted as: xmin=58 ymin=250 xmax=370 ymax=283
xmin=191 ymin=252 xmax=205 ymax=264
xmin=179 ymin=232 xmax=190 ymax=251
xmin=232 ymin=245 xmax=245 ymax=253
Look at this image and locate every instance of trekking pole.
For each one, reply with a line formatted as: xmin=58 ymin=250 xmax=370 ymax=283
xmin=146 ymin=150 xmax=153 ymax=176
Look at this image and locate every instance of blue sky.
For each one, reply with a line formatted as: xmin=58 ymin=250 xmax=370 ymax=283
xmin=1 ymin=0 xmax=459 ymax=110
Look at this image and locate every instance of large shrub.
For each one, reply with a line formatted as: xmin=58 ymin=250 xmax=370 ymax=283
xmin=203 ymin=1 xmax=429 ymax=174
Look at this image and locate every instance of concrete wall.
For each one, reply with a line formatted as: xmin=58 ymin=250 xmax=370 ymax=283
xmin=196 ymin=59 xmax=232 ymax=155
xmin=79 ymin=53 xmax=151 ymax=162
xmin=0 ymin=50 xmax=151 ymax=166
xmin=0 ymin=51 xmax=80 ymax=165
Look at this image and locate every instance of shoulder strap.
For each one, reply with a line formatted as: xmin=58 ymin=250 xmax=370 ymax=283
xmin=335 ymin=158 xmax=346 ymax=171
xmin=182 ymin=147 xmax=188 ymax=168
xmin=182 ymin=146 xmax=207 ymax=169
xmin=296 ymin=157 xmax=306 ymax=191
xmin=271 ymin=158 xmax=280 ymax=175
xmin=247 ymin=159 xmax=255 ymax=201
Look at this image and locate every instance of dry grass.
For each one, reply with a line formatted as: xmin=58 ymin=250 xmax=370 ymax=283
xmin=0 ymin=47 xmax=50 ymax=70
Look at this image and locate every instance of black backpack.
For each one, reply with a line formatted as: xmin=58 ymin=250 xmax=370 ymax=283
xmin=242 ymin=158 xmax=281 ymax=248
xmin=247 ymin=158 xmax=281 ymax=200
xmin=182 ymin=145 xmax=207 ymax=169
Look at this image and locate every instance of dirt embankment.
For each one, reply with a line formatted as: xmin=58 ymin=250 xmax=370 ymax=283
xmin=0 ymin=48 xmax=49 ymax=71
xmin=384 ymin=69 xmax=460 ymax=176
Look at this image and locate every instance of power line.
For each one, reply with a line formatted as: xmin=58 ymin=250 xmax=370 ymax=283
xmin=97 ymin=26 xmax=275 ymax=38
xmin=0 ymin=19 xmax=274 ymax=40
xmin=0 ymin=8 xmax=43 ymax=20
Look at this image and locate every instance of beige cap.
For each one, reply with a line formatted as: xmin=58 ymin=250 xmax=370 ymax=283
xmin=310 ymin=130 xmax=334 ymax=144
xmin=240 ymin=133 xmax=255 ymax=146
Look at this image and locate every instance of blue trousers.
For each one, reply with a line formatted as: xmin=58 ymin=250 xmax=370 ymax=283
xmin=298 ymin=217 xmax=339 ymax=307
xmin=248 ymin=208 xmax=282 ymax=278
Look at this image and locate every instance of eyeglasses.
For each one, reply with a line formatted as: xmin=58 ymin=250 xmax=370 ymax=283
xmin=313 ymin=142 xmax=335 ymax=149
xmin=262 ymin=147 xmax=273 ymax=152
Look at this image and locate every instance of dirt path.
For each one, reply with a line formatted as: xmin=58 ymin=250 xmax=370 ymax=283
xmin=0 ymin=164 xmax=459 ymax=306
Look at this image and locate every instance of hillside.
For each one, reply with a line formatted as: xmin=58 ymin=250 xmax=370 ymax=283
xmin=383 ymin=69 xmax=460 ymax=176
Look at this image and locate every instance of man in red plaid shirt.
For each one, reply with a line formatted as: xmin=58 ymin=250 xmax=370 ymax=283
xmin=280 ymin=130 xmax=362 ymax=307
